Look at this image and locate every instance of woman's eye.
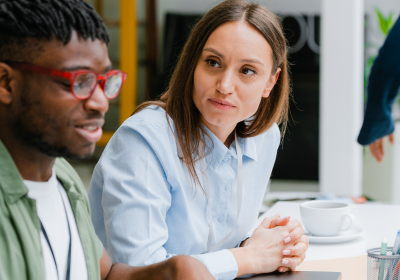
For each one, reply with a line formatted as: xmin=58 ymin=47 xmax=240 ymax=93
xmin=241 ymin=68 xmax=256 ymax=75
xmin=206 ymin=59 xmax=220 ymax=68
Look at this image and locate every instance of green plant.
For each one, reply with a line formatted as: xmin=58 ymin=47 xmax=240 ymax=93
xmin=375 ymin=8 xmax=395 ymax=36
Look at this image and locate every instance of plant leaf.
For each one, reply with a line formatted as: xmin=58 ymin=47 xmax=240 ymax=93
xmin=375 ymin=8 xmax=388 ymax=35
xmin=388 ymin=13 xmax=395 ymax=33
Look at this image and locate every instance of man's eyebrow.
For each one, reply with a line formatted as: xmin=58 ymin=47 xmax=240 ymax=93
xmin=203 ymin=48 xmax=264 ymax=66
xmin=203 ymin=47 xmax=224 ymax=59
xmin=62 ymin=65 xmax=112 ymax=73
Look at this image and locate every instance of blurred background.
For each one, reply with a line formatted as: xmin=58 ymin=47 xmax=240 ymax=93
xmin=73 ymin=0 xmax=400 ymax=208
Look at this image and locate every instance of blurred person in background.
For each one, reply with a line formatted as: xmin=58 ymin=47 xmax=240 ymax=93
xmin=89 ymin=0 xmax=308 ymax=279
xmin=358 ymin=16 xmax=400 ymax=162
xmin=0 ymin=0 xmax=213 ymax=279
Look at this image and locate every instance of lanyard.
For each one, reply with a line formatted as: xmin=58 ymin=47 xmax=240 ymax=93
xmin=39 ymin=190 xmax=72 ymax=280
xmin=199 ymin=131 xmax=243 ymax=253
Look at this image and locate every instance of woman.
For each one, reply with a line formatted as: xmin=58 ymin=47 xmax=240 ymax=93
xmin=89 ymin=0 xmax=308 ymax=279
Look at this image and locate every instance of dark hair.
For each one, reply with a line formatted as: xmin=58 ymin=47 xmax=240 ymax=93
xmin=134 ymin=0 xmax=290 ymax=188
xmin=0 ymin=0 xmax=109 ymax=62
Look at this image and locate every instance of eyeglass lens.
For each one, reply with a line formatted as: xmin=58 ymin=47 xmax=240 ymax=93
xmin=73 ymin=73 xmax=97 ymax=98
xmin=73 ymin=72 xmax=123 ymax=99
xmin=104 ymin=74 xmax=123 ymax=98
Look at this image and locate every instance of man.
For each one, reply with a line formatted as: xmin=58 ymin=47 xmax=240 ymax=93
xmin=0 ymin=0 xmax=213 ymax=279
xmin=358 ymin=16 xmax=400 ymax=162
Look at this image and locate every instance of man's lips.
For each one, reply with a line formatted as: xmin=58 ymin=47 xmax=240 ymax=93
xmin=74 ymin=119 xmax=105 ymax=143
xmin=209 ymin=98 xmax=235 ymax=110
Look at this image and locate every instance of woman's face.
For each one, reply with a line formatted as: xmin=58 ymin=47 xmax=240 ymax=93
xmin=193 ymin=21 xmax=281 ymax=134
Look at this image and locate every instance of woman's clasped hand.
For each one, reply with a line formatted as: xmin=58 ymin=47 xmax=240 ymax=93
xmin=230 ymin=214 xmax=309 ymax=276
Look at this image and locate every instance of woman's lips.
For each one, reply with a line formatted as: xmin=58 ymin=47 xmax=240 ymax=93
xmin=209 ymin=98 xmax=235 ymax=110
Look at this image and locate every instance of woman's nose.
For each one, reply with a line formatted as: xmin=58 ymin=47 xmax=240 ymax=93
xmin=216 ymin=70 xmax=235 ymax=95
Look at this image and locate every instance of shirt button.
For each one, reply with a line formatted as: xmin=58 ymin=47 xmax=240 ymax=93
xmin=218 ymin=214 xmax=224 ymax=222
xmin=225 ymin=184 xmax=231 ymax=190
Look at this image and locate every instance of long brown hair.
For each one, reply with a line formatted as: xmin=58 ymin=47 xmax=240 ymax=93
xmin=134 ymin=0 xmax=290 ymax=188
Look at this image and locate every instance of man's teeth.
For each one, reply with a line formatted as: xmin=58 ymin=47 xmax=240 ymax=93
xmin=83 ymin=126 xmax=98 ymax=132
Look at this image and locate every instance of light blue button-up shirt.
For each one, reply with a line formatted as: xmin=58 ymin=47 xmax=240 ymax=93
xmin=89 ymin=106 xmax=280 ymax=280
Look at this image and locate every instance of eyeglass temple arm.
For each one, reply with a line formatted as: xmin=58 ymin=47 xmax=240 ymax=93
xmin=8 ymin=63 xmax=72 ymax=79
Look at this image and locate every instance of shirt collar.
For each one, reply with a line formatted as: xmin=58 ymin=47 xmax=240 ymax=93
xmin=202 ymin=126 xmax=258 ymax=170
xmin=0 ymin=139 xmax=81 ymax=204
xmin=0 ymin=140 xmax=28 ymax=203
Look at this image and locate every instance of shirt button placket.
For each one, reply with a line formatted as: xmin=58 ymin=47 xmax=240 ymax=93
xmin=225 ymin=184 xmax=231 ymax=191
xmin=218 ymin=214 xmax=224 ymax=223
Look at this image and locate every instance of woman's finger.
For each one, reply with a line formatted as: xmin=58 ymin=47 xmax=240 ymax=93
xmin=296 ymin=235 xmax=309 ymax=249
xmin=283 ymin=242 xmax=307 ymax=256
xmin=272 ymin=216 xmax=290 ymax=228
xmin=281 ymin=256 xmax=302 ymax=268
xmin=258 ymin=214 xmax=280 ymax=229
xmin=278 ymin=266 xmax=289 ymax=273
xmin=299 ymin=252 xmax=306 ymax=262
xmin=287 ymin=219 xmax=302 ymax=231
xmin=283 ymin=226 xmax=303 ymax=244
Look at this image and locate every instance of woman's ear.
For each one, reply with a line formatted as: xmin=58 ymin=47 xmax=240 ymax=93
xmin=0 ymin=63 xmax=15 ymax=105
xmin=262 ymin=67 xmax=281 ymax=98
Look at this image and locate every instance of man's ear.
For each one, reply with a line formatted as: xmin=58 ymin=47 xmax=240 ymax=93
xmin=262 ymin=67 xmax=282 ymax=98
xmin=0 ymin=63 xmax=16 ymax=105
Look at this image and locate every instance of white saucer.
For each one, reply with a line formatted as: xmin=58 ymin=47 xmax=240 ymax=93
xmin=304 ymin=226 xmax=366 ymax=244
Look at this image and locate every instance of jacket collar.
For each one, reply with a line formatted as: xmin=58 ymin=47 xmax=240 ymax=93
xmin=0 ymin=139 xmax=81 ymax=204
xmin=0 ymin=140 xmax=29 ymax=204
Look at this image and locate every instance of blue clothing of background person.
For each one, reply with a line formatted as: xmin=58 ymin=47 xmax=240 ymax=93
xmin=358 ymin=16 xmax=400 ymax=146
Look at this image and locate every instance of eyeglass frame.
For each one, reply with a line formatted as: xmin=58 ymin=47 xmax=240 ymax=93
xmin=2 ymin=61 xmax=127 ymax=100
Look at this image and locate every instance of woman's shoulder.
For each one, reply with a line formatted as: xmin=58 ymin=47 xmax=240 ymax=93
xmin=123 ymin=105 xmax=171 ymax=130
xmin=253 ymin=123 xmax=281 ymax=149
xmin=258 ymin=123 xmax=280 ymax=140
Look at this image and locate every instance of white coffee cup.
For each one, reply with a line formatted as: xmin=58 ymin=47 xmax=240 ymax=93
xmin=300 ymin=201 xmax=355 ymax=236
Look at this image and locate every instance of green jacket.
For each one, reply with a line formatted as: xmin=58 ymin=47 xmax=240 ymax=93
xmin=0 ymin=140 xmax=103 ymax=280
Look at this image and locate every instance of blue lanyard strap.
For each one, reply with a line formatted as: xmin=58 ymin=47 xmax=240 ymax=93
xmin=39 ymin=191 xmax=72 ymax=280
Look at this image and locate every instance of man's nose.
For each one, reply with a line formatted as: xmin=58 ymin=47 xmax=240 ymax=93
xmin=84 ymin=83 xmax=109 ymax=114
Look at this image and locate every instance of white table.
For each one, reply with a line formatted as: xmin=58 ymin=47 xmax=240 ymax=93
xmin=253 ymin=201 xmax=400 ymax=261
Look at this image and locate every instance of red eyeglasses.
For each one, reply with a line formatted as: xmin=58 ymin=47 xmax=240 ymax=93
xmin=5 ymin=62 xmax=127 ymax=100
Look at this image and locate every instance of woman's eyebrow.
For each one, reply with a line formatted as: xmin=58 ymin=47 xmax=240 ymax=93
xmin=203 ymin=47 xmax=264 ymax=66
xmin=239 ymin=58 xmax=264 ymax=66
xmin=204 ymin=47 xmax=224 ymax=58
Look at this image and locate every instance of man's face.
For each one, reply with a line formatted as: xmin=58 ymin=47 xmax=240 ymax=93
xmin=8 ymin=32 xmax=111 ymax=160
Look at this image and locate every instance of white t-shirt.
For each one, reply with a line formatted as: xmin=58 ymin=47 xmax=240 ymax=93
xmin=24 ymin=170 xmax=88 ymax=280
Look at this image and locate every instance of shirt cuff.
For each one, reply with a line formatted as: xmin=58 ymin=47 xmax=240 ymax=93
xmin=192 ymin=249 xmax=238 ymax=280
xmin=235 ymin=232 xmax=252 ymax=248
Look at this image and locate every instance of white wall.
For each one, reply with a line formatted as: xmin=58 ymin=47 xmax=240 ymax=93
xmin=156 ymin=0 xmax=400 ymax=63
xmin=319 ymin=0 xmax=364 ymax=196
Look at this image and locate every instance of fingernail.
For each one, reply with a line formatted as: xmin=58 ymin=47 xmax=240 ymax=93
xmin=282 ymin=259 xmax=289 ymax=265
xmin=279 ymin=267 xmax=284 ymax=272
xmin=282 ymin=249 xmax=291 ymax=255
xmin=284 ymin=237 xmax=291 ymax=243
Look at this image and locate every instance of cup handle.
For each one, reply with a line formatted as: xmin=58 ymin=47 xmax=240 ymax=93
xmin=340 ymin=213 xmax=355 ymax=231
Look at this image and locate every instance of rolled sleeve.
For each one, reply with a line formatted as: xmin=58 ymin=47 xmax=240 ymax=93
xmin=192 ymin=250 xmax=238 ymax=280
